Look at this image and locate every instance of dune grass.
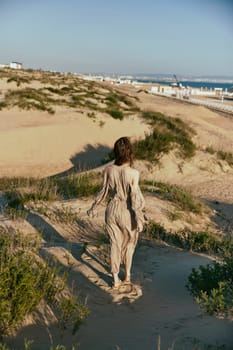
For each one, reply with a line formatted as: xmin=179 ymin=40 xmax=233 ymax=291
xmin=102 ymin=110 xmax=197 ymax=164
xmin=4 ymin=88 xmax=55 ymax=114
xmin=106 ymin=108 xmax=124 ymax=120
xmin=134 ymin=111 xmax=196 ymax=162
xmin=187 ymin=246 xmax=233 ymax=318
xmin=0 ymin=341 xmax=79 ymax=350
xmin=1 ymin=173 xmax=101 ymax=218
xmin=0 ymin=228 xmax=89 ymax=338
xmin=205 ymin=146 xmax=233 ymax=167
xmin=144 ymin=222 xmax=227 ymax=254
xmin=0 ymin=173 xmax=95 ymax=339
xmin=0 ymin=69 xmax=139 ymax=119
xmin=7 ymin=76 xmax=31 ymax=87
xmin=217 ymin=150 xmax=233 ymax=167
xmin=141 ymin=180 xmax=204 ymax=214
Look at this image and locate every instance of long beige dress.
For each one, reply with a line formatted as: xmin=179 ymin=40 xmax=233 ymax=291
xmin=90 ymin=163 xmax=145 ymax=276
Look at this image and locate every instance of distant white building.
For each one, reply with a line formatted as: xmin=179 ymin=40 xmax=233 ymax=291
xmin=0 ymin=64 xmax=9 ymax=68
xmin=10 ymin=62 xmax=23 ymax=69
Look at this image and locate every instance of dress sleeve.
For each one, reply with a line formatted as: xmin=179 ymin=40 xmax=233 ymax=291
xmin=90 ymin=168 xmax=109 ymax=211
xmin=130 ymin=171 xmax=145 ymax=231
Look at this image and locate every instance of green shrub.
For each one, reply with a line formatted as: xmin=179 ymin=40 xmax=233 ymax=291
xmin=54 ymin=173 xmax=101 ymax=199
xmin=4 ymin=88 xmax=55 ymax=114
xmin=0 ymin=102 xmax=7 ymax=110
xmin=105 ymin=92 xmax=133 ymax=107
xmin=0 ymin=177 xmax=38 ymax=191
xmin=105 ymin=93 xmax=118 ymax=105
xmin=217 ymin=150 xmax=233 ymax=167
xmin=144 ymin=222 xmax=233 ymax=255
xmin=0 ymin=341 xmax=79 ymax=350
xmin=187 ymin=252 xmax=233 ymax=317
xmin=106 ymin=108 xmax=124 ymax=120
xmin=1 ymin=173 xmax=101 ymax=209
xmin=0 ymin=229 xmax=89 ymax=337
xmin=134 ymin=130 xmax=175 ymax=161
xmin=6 ymin=207 xmax=28 ymax=221
xmin=49 ymin=206 xmax=78 ymax=225
xmin=134 ymin=111 xmax=196 ymax=161
xmin=7 ymin=76 xmax=30 ymax=87
xmin=205 ymin=146 xmax=215 ymax=154
xmin=141 ymin=180 xmax=204 ymax=214
xmin=0 ymin=230 xmax=59 ymax=335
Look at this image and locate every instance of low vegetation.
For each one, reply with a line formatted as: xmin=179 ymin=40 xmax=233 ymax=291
xmin=106 ymin=108 xmax=124 ymax=120
xmin=0 ymin=68 xmax=139 ymax=119
xmin=7 ymin=76 xmax=31 ymax=87
xmin=0 ymin=228 xmax=89 ymax=338
xmin=144 ymin=222 xmax=229 ymax=255
xmin=0 ymin=173 xmax=99 ymax=344
xmin=33 ymin=204 xmax=79 ymax=226
xmin=4 ymin=88 xmax=55 ymax=114
xmin=103 ymin=111 xmax=197 ymax=164
xmin=0 ymin=342 xmax=79 ymax=350
xmin=217 ymin=150 xmax=233 ymax=167
xmin=187 ymin=249 xmax=233 ymax=318
xmin=1 ymin=173 xmax=101 ymax=215
xmin=141 ymin=180 xmax=204 ymax=214
xmin=134 ymin=111 xmax=196 ymax=162
xmin=205 ymin=146 xmax=233 ymax=167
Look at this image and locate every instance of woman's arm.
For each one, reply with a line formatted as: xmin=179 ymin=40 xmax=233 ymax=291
xmin=87 ymin=168 xmax=109 ymax=217
xmin=130 ymin=170 xmax=145 ymax=231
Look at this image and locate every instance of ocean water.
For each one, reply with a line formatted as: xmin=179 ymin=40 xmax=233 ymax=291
xmin=136 ymin=79 xmax=233 ymax=91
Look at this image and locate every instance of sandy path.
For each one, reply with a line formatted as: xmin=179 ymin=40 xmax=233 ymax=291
xmin=6 ymin=202 xmax=232 ymax=350
xmin=12 ymin=243 xmax=233 ymax=350
xmin=76 ymin=244 xmax=233 ymax=350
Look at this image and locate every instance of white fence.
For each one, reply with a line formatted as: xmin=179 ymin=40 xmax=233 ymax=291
xmin=188 ymin=97 xmax=233 ymax=114
xmin=150 ymin=91 xmax=233 ymax=115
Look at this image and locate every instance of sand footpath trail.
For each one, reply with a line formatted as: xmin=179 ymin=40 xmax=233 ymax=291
xmin=13 ymin=242 xmax=233 ymax=350
xmin=7 ymin=202 xmax=232 ymax=350
xmin=75 ymin=244 xmax=233 ymax=350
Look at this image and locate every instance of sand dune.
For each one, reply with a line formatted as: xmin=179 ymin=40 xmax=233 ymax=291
xmin=1 ymin=77 xmax=233 ymax=349
xmin=0 ymin=109 xmax=149 ymax=177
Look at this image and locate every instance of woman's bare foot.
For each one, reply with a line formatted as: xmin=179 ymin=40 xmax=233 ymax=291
xmin=123 ymin=276 xmax=131 ymax=284
xmin=112 ymin=280 xmax=122 ymax=290
xmin=112 ymin=273 xmax=122 ymax=289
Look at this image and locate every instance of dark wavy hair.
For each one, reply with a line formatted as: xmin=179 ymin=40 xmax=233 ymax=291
xmin=113 ymin=137 xmax=133 ymax=166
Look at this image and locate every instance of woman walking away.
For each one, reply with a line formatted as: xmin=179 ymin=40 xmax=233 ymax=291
xmin=87 ymin=137 xmax=145 ymax=289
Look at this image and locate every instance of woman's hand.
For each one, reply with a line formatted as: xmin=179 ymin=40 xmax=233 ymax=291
xmin=136 ymin=219 xmax=144 ymax=233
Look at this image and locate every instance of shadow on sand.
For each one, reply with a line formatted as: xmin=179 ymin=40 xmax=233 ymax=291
xmin=51 ymin=143 xmax=111 ymax=178
xmin=205 ymin=199 xmax=233 ymax=236
xmin=4 ymin=210 xmax=113 ymax=349
xmin=4 ymin=207 xmax=233 ymax=350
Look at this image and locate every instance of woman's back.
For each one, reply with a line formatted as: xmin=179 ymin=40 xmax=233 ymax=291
xmin=106 ymin=164 xmax=139 ymax=202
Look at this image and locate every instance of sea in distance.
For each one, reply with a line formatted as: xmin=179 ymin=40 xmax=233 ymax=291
xmin=135 ymin=79 xmax=233 ymax=91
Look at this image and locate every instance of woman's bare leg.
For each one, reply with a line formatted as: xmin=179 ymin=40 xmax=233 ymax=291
xmin=124 ymin=231 xmax=139 ymax=283
xmin=106 ymin=224 xmax=123 ymax=288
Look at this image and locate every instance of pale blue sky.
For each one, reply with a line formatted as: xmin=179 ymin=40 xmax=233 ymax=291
xmin=0 ymin=0 xmax=232 ymax=76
